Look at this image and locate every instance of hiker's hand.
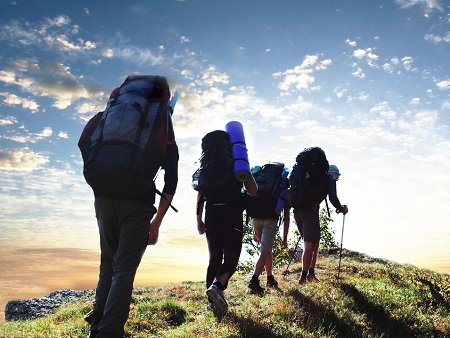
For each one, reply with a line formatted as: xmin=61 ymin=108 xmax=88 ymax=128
xmin=197 ymin=220 xmax=206 ymax=235
xmin=148 ymin=223 xmax=160 ymax=245
xmin=281 ymin=239 xmax=287 ymax=249
xmin=341 ymin=205 xmax=348 ymax=215
xmin=253 ymin=233 xmax=260 ymax=243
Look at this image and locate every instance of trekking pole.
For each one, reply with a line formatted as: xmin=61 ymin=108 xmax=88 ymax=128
xmin=283 ymin=235 xmax=302 ymax=276
xmin=337 ymin=210 xmax=346 ymax=279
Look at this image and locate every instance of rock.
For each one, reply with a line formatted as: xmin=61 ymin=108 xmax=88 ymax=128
xmin=5 ymin=289 xmax=94 ymax=321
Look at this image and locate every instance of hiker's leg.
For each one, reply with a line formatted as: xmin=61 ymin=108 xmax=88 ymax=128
xmin=265 ymin=251 xmax=274 ymax=276
xmin=87 ymin=197 xmax=118 ymax=335
xmin=310 ymin=242 xmax=320 ymax=269
xmin=252 ymin=218 xmax=269 ymax=276
xmin=298 ymin=208 xmax=319 ymax=281
xmin=258 ymin=219 xmax=277 ymax=276
xmin=215 ymin=203 xmax=243 ymax=290
xmin=293 ymin=209 xmax=304 ymax=238
xmin=205 ymin=204 xmax=224 ymax=288
xmin=96 ymin=198 xmax=153 ymax=338
xmin=85 ymin=254 xmax=113 ymax=333
xmin=302 ymin=241 xmax=315 ymax=271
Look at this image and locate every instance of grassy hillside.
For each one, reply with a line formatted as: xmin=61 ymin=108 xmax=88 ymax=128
xmin=1 ymin=249 xmax=449 ymax=337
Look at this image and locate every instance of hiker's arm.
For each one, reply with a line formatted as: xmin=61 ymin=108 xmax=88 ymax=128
xmin=328 ymin=178 xmax=347 ymax=214
xmin=148 ymin=192 xmax=174 ymax=245
xmin=244 ymin=175 xmax=258 ymax=196
xmin=148 ymin=144 xmax=179 ymax=245
xmin=281 ymin=205 xmax=290 ymax=249
xmin=161 ymin=143 xmax=179 ymax=195
xmin=196 ymin=192 xmax=206 ymax=235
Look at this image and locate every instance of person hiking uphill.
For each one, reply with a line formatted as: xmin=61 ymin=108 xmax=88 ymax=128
xmin=245 ymin=163 xmax=291 ymax=294
xmin=194 ymin=129 xmax=257 ymax=318
xmin=294 ymin=164 xmax=348 ymax=284
xmin=79 ymin=75 xmax=179 ymax=338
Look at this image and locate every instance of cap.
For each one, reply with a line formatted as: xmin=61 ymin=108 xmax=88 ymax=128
xmin=328 ymin=164 xmax=340 ymax=175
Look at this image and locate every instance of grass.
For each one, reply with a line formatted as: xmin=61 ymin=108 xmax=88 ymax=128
xmin=1 ymin=249 xmax=449 ymax=337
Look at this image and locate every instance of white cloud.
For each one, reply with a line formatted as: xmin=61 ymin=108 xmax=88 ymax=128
xmin=352 ymin=67 xmax=365 ymax=79
xmin=273 ymin=54 xmax=332 ymax=92
xmin=0 ymin=147 xmax=49 ymax=171
xmin=345 ymin=38 xmax=357 ymax=46
xmin=114 ymin=46 xmax=164 ymax=66
xmin=102 ymin=48 xmax=113 ymax=58
xmin=1 ymin=92 xmax=39 ymax=112
xmin=180 ymin=36 xmax=190 ymax=43
xmin=198 ymin=66 xmax=230 ymax=86
xmin=58 ymin=131 xmax=68 ymax=139
xmin=436 ymin=79 xmax=450 ymax=90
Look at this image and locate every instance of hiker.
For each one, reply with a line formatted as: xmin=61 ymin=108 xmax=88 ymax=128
xmin=245 ymin=163 xmax=291 ymax=294
xmin=194 ymin=129 xmax=257 ymax=318
xmin=294 ymin=163 xmax=348 ymax=284
xmin=79 ymin=75 xmax=179 ymax=338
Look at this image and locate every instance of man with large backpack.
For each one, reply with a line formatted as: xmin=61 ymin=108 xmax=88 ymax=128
xmin=289 ymin=148 xmax=348 ymax=284
xmin=78 ymin=75 xmax=179 ymax=338
xmin=245 ymin=162 xmax=291 ymax=294
xmin=194 ymin=129 xmax=257 ymax=318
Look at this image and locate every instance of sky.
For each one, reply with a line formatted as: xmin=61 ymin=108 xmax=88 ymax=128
xmin=1 ymin=0 xmax=450 ymax=322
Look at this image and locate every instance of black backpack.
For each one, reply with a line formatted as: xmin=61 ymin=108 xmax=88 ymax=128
xmin=192 ymin=130 xmax=241 ymax=203
xmin=78 ymin=75 xmax=175 ymax=201
xmin=246 ymin=162 xmax=289 ymax=219
xmin=289 ymin=147 xmax=329 ymax=208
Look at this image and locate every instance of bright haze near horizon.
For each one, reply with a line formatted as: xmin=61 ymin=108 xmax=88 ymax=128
xmin=0 ymin=0 xmax=449 ymax=322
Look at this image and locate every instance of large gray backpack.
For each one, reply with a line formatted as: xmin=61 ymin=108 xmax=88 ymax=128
xmin=78 ymin=75 xmax=176 ymax=200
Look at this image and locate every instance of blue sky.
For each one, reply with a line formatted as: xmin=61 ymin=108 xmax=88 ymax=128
xmin=0 ymin=0 xmax=449 ymax=320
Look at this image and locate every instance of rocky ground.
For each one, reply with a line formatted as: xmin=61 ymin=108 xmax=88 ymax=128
xmin=5 ymin=289 xmax=94 ymax=321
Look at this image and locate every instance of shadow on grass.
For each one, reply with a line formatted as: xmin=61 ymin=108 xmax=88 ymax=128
xmin=289 ymin=289 xmax=367 ymax=338
xmin=228 ymin=311 xmax=285 ymax=338
xmin=339 ymin=283 xmax=428 ymax=337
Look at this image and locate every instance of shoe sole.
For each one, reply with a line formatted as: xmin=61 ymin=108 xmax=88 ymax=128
xmin=206 ymin=288 xmax=228 ymax=318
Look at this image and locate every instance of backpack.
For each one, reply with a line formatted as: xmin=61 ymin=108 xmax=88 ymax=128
xmin=245 ymin=162 xmax=289 ymax=219
xmin=78 ymin=75 xmax=175 ymax=201
xmin=289 ymin=147 xmax=329 ymax=209
xmin=192 ymin=130 xmax=241 ymax=203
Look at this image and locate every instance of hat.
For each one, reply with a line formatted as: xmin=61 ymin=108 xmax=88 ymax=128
xmin=328 ymin=165 xmax=340 ymax=175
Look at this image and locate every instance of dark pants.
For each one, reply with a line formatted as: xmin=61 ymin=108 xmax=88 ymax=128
xmin=293 ymin=207 xmax=320 ymax=243
xmin=85 ymin=196 xmax=155 ymax=338
xmin=205 ymin=201 xmax=243 ymax=290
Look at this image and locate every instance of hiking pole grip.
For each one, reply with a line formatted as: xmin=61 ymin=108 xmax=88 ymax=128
xmin=336 ymin=205 xmax=347 ymax=214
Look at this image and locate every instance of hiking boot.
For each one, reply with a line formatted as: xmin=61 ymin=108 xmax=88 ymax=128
xmin=298 ymin=278 xmax=307 ymax=285
xmin=206 ymin=284 xmax=228 ymax=318
xmin=248 ymin=279 xmax=265 ymax=294
xmin=307 ymin=274 xmax=320 ymax=283
xmin=266 ymin=276 xmax=278 ymax=288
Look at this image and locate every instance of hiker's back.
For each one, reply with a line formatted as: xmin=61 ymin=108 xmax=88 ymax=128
xmin=78 ymin=75 xmax=174 ymax=201
xmin=192 ymin=130 xmax=241 ymax=204
xmin=289 ymin=147 xmax=329 ymax=209
xmin=246 ymin=162 xmax=289 ymax=219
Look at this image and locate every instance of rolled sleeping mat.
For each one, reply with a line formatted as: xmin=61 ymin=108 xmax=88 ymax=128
xmin=225 ymin=121 xmax=251 ymax=183
xmin=275 ymin=188 xmax=290 ymax=214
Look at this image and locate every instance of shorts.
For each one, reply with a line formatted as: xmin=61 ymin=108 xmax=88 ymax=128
xmin=251 ymin=218 xmax=278 ymax=252
xmin=293 ymin=208 xmax=320 ymax=243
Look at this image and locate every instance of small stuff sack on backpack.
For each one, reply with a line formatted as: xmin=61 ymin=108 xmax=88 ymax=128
xmin=192 ymin=130 xmax=240 ymax=203
xmin=78 ymin=75 xmax=174 ymax=200
xmin=289 ymin=147 xmax=329 ymax=209
xmin=246 ymin=162 xmax=289 ymax=219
